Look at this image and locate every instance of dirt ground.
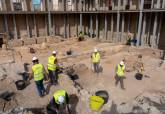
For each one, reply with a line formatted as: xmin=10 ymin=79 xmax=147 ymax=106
xmin=0 ymin=38 xmax=165 ymax=114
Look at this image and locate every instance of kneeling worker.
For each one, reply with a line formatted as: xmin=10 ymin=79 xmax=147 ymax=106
xmin=29 ymin=57 xmax=48 ymax=97
xmin=49 ymin=90 xmax=70 ymax=114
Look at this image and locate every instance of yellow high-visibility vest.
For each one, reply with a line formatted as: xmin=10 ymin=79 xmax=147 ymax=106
xmin=32 ymin=64 xmax=44 ymax=81
xmin=116 ymin=64 xmax=125 ymax=77
xmin=53 ymin=90 xmax=66 ymax=104
xmin=48 ymin=55 xmax=56 ymax=71
xmin=92 ymin=52 xmax=100 ymax=63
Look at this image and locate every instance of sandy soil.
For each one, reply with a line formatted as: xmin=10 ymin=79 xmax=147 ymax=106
xmin=0 ymin=38 xmax=165 ymax=114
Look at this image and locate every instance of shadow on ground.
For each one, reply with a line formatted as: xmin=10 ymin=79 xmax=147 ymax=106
xmin=26 ymin=107 xmax=46 ymax=114
xmin=101 ymin=101 xmax=119 ymax=114
xmin=69 ymin=94 xmax=79 ymax=114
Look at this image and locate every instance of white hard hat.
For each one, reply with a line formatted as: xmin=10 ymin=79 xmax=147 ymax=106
xmin=32 ymin=57 xmax=38 ymax=61
xmin=52 ymin=51 xmax=57 ymax=54
xmin=58 ymin=96 xmax=65 ymax=104
xmin=94 ymin=48 xmax=98 ymax=52
xmin=120 ymin=61 xmax=124 ymax=66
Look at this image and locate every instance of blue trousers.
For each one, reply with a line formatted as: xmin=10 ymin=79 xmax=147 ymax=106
xmin=48 ymin=70 xmax=58 ymax=85
xmin=35 ymin=79 xmax=46 ymax=96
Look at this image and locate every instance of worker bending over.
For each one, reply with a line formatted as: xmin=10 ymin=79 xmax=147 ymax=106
xmin=49 ymin=90 xmax=70 ymax=114
xmin=29 ymin=57 xmax=48 ymax=97
xmin=115 ymin=61 xmax=126 ymax=90
xmin=91 ymin=48 xmax=101 ymax=73
xmin=48 ymin=51 xmax=58 ymax=85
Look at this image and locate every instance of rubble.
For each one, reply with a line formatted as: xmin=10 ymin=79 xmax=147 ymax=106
xmin=0 ymin=66 xmax=7 ymax=81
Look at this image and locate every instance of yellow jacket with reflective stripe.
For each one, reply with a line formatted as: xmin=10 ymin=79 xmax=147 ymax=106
xmin=53 ymin=90 xmax=66 ymax=104
xmin=92 ymin=52 xmax=100 ymax=63
xmin=32 ymin=64 xmax=44 ymax=81
xmin=48 ymin=55 xmax=56 ymax=71
xmin=116 ymin=64 xmax=125 ymax=77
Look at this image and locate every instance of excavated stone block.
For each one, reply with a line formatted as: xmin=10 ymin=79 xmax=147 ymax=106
xmin=46 ymin=36 xmax=62 ymax=44
xmin=23 ymin=38 xmax=36 ymax=45
xmin=130 ymin=5 xmax=136 ymax=10
xmin=36 ymin=37 xmax=46 ymax=44
xmin=8 ymin=39 xmax=23 ymax=47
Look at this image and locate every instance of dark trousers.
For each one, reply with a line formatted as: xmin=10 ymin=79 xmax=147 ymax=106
xmin=93 ymin=62 xmax=99 ymax=73
xmin=35 ymin=79 xmax=46 ymax=96
xmin=48 ymin=70 xmax=58 ymax=85
xmin=115 ymin=75 xmax=125 ymax=89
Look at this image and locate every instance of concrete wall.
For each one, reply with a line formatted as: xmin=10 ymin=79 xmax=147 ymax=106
xmin=0 ymin=12 xmax=164 ymax=49
xmin=0 ymin=15 xmax=4 ymax=33
xmin=36 ymin=14 xmax=46 ymax=37
xmin=54 ymin=14 xmax=64 ymax=37
xmin=7 ymin=15 xmax=14 ymax=40
xmin=15 ymin=14 xmax=27 ymax=39
xmin=158 ymin=13 xmax=165 ymax=50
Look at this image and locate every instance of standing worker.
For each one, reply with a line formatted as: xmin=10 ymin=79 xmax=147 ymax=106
xmin=48 ymin=90 xmax=70 ymax=114
xmin=47 ymin=51 xmax=58 ymax=85
xmin=91 ymin=48 xmax=101 ymax=73
xmin=29 ymin=57 xmax=47 ymax=97
xmin=115 ymin=61 xmax=126 ymax=90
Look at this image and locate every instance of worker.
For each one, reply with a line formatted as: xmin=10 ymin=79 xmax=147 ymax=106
xmin=91 ymin=48 xmax=101 ymax=73
xmin=47 ymin=51 xmax=58 ymax=85
xmin=48 ymin=90 xmax=70 ymax=114
xmin=78 ymin=31 xmax=84 ymax=41
xmin=115 ymin=61 xmax=125 ymax=89
xmin=29 ymin=57 xmax=48 ymax=97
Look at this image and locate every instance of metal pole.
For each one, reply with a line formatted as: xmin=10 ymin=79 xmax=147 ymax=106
xmin=80 ymin=13 xmax=82 ymax=32
xmin=96 ymin=14 xmax=99 ymax=39
xmin=136 ymin=0 xmax=144 ymax=46
xmin=34 ymin=14 xmax=37 ymax=37
xmin=105 ymin=14 xmax=107 ymax=40
xmin=90 ymin=15 xmax=93 ymax=37
xmin=141 ymin=13 xmax=146 ymax=45
xmin=111 ymin=14 xmax=114 ymax=42
xmin=152 ymin=13 xmax=158 ymax=48
xmin=4 ymin=15 xmax=9 ymax=39
xmin=121 ymin=13 xmax=125 ymax=43
xmin=26 ymin=14 xmax=30 ymax=38
xmin=157 ymin=13 xmax=163 ymax=48
xmin=47 ymin=0 xmax=52 ymax=36
xmin=64 ymin=14 xmax=67 ymax=38
xmin=117 ymin=0 xmax=121 ymax=42
xmin=13 ymin=14 xmax=18 ymax=39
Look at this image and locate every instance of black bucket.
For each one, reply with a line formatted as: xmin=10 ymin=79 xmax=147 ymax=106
xmin=135 ymin=73 xmax=143 ymax=80
xmin=15 ymin=80 xmax=26 ymax=90
xmin=95 ymin=90 xmax=109 ymax=104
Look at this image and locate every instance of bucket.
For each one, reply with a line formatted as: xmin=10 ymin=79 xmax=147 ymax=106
xmin=95 ymin=90 xmax=109 ymax=104
xmin=89 ymin=96 xmax=104 ymax=111
xmin=15 ymin=80 xmax=26 ymax=90
xmin=135 ymin=73 xmax=143 ymax=80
